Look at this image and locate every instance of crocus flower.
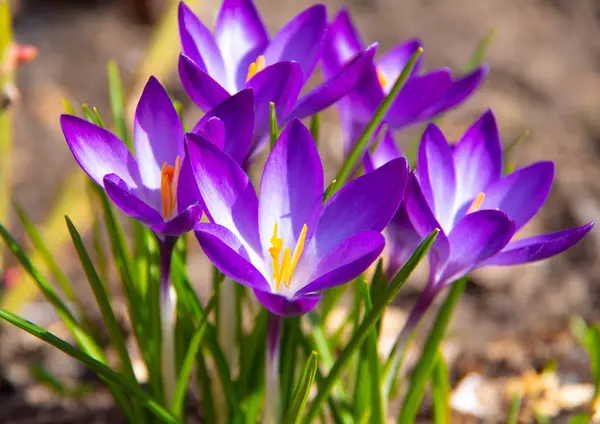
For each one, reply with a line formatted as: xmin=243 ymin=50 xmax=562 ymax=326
xmin=369 ymin=110 xmax=593 ymax=289
xmin=60 ymin=77 xmax=255 ymax=239
xmin=177 ymin=0 xmax=375 ymax=158
xmin=322 ymin=8 xmax=487 ymax=155
xmin=186 ymin=119 xmax=409 ymax=316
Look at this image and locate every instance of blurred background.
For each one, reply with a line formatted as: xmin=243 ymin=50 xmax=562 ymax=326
xmin=1 ymin=0 xmax=600 ymax=422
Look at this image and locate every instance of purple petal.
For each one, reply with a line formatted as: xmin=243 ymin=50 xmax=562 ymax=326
xmin=315 ymin=157 xmax=408 ymax=257
xmin=176 ymin=154 xmax=203 ymax=213
xmin=417 ymin=123 xmax=456 ymax=232
xmin=364 ymin=130 xmax=402 ymax=172
xmin=194 ymin=117 xmax=226 ymax=150
xmin=214 ymin=0 xmax=268 ymax=92
xmin=263 ymin=4 xmax=327 ymax=82
xmin=480 ymin=222 xmax=594 ymax=267
xmin=178 ymin=54 xmax=230 ymax=111
xmin=258 ymin=119 xmax=323 ymax=262
xmin=192 ymin=89 xmax=254 ymax=165
xmin=403 ymin=172 xmax=450 ymax=269
xmin=151 ymin=204 xmax=202 ymax=236
xmin=298 ymin=231 xmax=384 ymax=294
xmin=387 ymin=69 xmax=453 ymax=129
xmin=321 ymin=8 xmax=364 ymax=78
xmin=480 ymin=161 xmax=554 ymax=231
xmin=285 ymin=45 xmax=377 ymax=121
xmin=60 ymin=114 xmax=140 ymax=188
xmin=245 ymin=61 xmax=303 ymax=143
xmin=185 ymin=132 xmax=262 ymax=257
xmin=134 ymin=77 xmax=184 ymax=210
xmin=195 ymin=223 xmax=270 ymax=291
xmin=438 ymin=210 xmax=515 ymax=285
xmin=103 ymin=174 xmax=162 ymax=226
xmin=178 ymin=2 xmax=225 ymax=84
xmin=452 ymin=110 xmax=503 ymax=215
xmin=429 ymin=66 xmax=488 ymax=116
xmin=178 ymin=2 xmax=225 ymax=83
xmin=343 ymin=62 xmax=385 ymax=124
xmin=376 ymin=39 xmax=423 ymax=89
xmin=386 ymin=203 xmax=424 ymax=279
xmin=253 ymin=289 xmax=321 ymax=316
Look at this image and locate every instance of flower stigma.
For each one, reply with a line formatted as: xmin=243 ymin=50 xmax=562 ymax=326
xmin=268 ymin=222 xmax=308 ymax=291
xmin=246 ymin=55 xmax=266 ymax=81
xmin=466 ymin=192 xmax=485 ymax=214
xmin=160 ymin=155 xmax=181 ymax=219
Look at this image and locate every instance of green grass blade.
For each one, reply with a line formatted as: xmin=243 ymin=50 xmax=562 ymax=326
xmin=107 ymin=61 xmax=131 ymax=149
xmin=0 ymin=308 xmax=182 ymax=424
xmin=303 ymin=229 xmax=439 ymax=423
xmin=197 ymin=351 xmax=216 ymax=423
xmin=507 ymin=394 xmax=522 ymax=424
xmin=326 ymin=48 xmax=423 ymax=200
xmin=0 ymin=221 xmax=105 ymax=360
xmin=397 ymin=278 xmax=467 ymax=424
xmin=269 ymin=101 xmax=278 ymax=150
xmin=310 ymin=113 xmax=320 ymax=145
xmin=13 ymin=203 xmax=76 ymax=305
xmin=358 ymin=276 xmax=384 ymax=424
xmin=30 ymin=363 xmax=93 ymax=397
xmin=65 ymin=217 xmax=137 ymax=381
xmin=463 ymin=27 xmax=496 ymax=72
xmin=431 ymin=350 xmax=450 ymax=424
xmin=284 ymin=351 xmax=319 ymax=424
xmin=171 ymin=295 xmax=216 ymax=417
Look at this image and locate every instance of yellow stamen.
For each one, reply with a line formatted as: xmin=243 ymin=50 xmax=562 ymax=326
xmin=246 ymin=55 xmax=266 ymax=81
xmin=376 ymin=67 xmax=387 ymax=89
xmin=160 ymin=155 xmax=182 ymax=219
xmin=268 ymin=222 xmax=308 ymax=291
xmin=466 ymin=192 xmax=485 ymax=214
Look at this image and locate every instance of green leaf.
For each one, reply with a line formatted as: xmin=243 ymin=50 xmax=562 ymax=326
xmin=196 ymin=351 xmax=216 ymax=424
xmin=62 ymin=98 xmax=76 ymax=115
xmin=284 ymin=351 xmax=319 ymax=424
xmin=303 ymin=229 xmax=439 ymax=423
xmin=170 ymin=294 xmax=216 ymax=417
xmin=431 ymin=350 xmax=450 ymax=424
xmin=107 ymin=61 xmax=131 ymax=148
xmin=325 ymin=47 xmax=423 ymax=200
xmin=568 ymin=414 xmax=591 ymax=424
xmin=0 ymin=308 xmax=182 ymax=424
xmin=269 ymin=101 xmax=278 ymax=150
xmin=397 ymin=278 xmax=467 ymax=424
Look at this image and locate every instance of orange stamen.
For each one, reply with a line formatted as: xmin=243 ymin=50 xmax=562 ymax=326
xmin=376 ymin=67 xmax=387 ymax=89
xmin=246 ymin=55 xmax=266 ymax=81
xmin=160 ymin=155 xmax=181 ymax=219
xmin=268 ymin=223 xmax=308 ymax=291
xmin=466 ymin=192 xmax=485 ymax=214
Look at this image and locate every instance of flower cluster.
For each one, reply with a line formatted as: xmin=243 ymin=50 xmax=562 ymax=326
xmin=60 ymin=0 xmax=592 ymax=321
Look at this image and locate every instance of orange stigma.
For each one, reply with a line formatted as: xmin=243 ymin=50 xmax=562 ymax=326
xmin=376 ymin=67 xmax=387 ymax=89
xmin=246 ymin=55 xmax=266 ymax=81
xmin=160 ymin=155 xmax=181 ymax=219
xmin=268 ymin=222 xmax=308 ymax=291
xmin=466 ymin=192 xmax=485 ymax=214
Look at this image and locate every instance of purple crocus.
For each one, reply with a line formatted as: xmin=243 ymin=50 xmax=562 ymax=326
xmin=322 ymin=8 xmax=487 ymax=154
xmin=369 ymin=110 xmax=593 ymax=291
xmin=177 ymin=0 xmax=375 ymax=158
xmin=186 ymin=119 xmax=409 ymax=316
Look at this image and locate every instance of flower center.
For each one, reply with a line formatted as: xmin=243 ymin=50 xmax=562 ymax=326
xmin=268 ymin=222 xmax=308 ymax=291
xmin=246 ymin=55 xmax=266 ymax=81
xmin=466 ymin=192 xmax=485 ymax=214
xmin=376 ymin=67 xmax=387 ymax=89
xmin=160 ymin=155 xmax=181 ymax=219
